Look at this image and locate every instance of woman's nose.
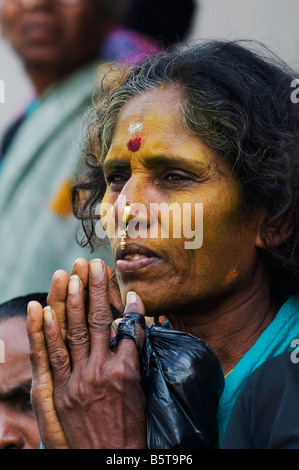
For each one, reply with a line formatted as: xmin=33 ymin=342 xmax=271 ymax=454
xmin=113 ymin=177 xmax=154 ymax=233
xmin=113 ymin=197 xmax=150 ymax=238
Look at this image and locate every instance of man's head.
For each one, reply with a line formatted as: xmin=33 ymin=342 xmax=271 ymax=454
xmin=0 ymin=293 xmax=47 ymax=449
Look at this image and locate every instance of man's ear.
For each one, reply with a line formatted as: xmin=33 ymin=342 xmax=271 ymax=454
xmin=255 ymin=211 xmax=294 ymax=249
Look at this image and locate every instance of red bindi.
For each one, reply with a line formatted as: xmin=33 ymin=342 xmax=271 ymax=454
xmin=127 ymin=136 xmax=142 ymax=152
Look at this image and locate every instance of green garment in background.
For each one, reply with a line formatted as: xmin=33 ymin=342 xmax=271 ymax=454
xmin=0 ymin=62 xmax=112 ymax=302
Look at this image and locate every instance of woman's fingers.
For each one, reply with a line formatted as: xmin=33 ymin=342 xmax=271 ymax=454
xmin=71 ymin=257 xmax=89 ymax=289
xmin=47 ymin=270 xmax=69 ymax=343
xmin=47 ymin=259 xmax=89 ymax=345
xmin=123 ymin=291 xmax=146 ymax=317
xmin=117 ymin=292 xmax=146 ymax=361
xmin=65 ymin=275 xmax=90 ymax=366
xmin=88 ymin=259 xmax=114 ymax=358
xmin=107 ymin=266 xmax=124 ymax=318
xmin=43 ymin=306 xmax=71 ymax=390
xmin=27 ymin=301 xmax=69 ymax=449
xmin=27 ymin=301 xmax=52 ymax=391
xmin=29 ymin=260 xmax=147 ymax=449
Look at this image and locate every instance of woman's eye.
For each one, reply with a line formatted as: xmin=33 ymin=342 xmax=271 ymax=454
xmin=106 ymin=174 xmax=128 ymax=188
xmin=163 ymin=172 xmax=194 ymax=185
xmin=165 ymin=173 xmax=191 ymax=181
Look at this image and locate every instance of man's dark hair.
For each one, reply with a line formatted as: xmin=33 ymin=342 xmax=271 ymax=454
xmin=0 ymin=293 xmax=48 ymax=323
xmin=123 ymin=0 xmax=197 ymax=45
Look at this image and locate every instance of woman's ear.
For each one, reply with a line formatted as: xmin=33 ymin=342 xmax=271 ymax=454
xmin=255 ymin=212 xmax=294 ymax=249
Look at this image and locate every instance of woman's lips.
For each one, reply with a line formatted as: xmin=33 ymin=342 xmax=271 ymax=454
xmin=116 ymin=255 xmax=161 ymax=272
xmin=115 ymin=245 xmax=162 ymax=273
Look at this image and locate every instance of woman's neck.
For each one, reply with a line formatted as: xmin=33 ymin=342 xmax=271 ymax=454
xmin=167 ymin=277 xmax=280 ymax=376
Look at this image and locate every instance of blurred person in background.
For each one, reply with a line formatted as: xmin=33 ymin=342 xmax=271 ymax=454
xmin=0 ymin=293 xmax=47 ymax=449
xmin=0 ymin=0 xmax=197 ymax=303
xmin=0 ymin=0 xmax=123 ymax=302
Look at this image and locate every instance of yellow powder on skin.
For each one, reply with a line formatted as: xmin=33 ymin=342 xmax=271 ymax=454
xmin=224 ymin=269 xmax=239 ymax=285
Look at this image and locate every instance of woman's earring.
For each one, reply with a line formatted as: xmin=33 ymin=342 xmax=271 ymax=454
xmin=120 ymin=205 xmax=132 ymax=250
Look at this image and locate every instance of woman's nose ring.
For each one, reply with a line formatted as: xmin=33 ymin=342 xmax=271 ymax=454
xmin=120 ymin=205 xmax=132 ymax=250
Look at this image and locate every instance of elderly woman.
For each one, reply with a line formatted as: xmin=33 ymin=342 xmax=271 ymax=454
xmin=27 ymin=39 xmax=299 ymax=449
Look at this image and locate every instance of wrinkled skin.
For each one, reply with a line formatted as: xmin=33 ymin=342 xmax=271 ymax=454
xmin=27 ymin=258 xmax=146 ymax=449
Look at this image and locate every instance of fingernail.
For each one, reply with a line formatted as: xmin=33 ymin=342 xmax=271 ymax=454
xmin=68 ymin=274 xmax=80 ymax=294
xmin=111 ymin=320 xmax=120 ymax=333
xmin=90 ymin=258 xmax=104 ymax=275
xmin=126 ymin=291 xmax=137 ymax=305
xmin=72 ymin=260 xmax=77 ymax=272
xmin=27 ymin=301 xmax=32 ymax=315
xmin=72 ymin=257 xmax=81 ymax=272
xmin=43 ymin=306 xmax=54 ymax=324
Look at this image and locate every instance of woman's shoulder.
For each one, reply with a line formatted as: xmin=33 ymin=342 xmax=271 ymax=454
xmin=222 ymin=351 xmax=299 ymax=448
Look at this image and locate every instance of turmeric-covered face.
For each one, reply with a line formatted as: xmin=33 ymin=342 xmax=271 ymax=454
xmin=102 ymin=85 xmax=262 ymax=316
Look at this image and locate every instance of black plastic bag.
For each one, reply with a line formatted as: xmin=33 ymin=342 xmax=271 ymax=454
xmin=109 ymin=312 xmax=224 ymax=449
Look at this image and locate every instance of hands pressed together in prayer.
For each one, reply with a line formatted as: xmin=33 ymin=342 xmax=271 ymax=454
xmin=27 ymin=258 xmax=147 ymax=449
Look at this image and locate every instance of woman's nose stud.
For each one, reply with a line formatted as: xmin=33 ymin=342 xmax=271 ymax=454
xmin=120 ymin=205 xmax=132 ymax=250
